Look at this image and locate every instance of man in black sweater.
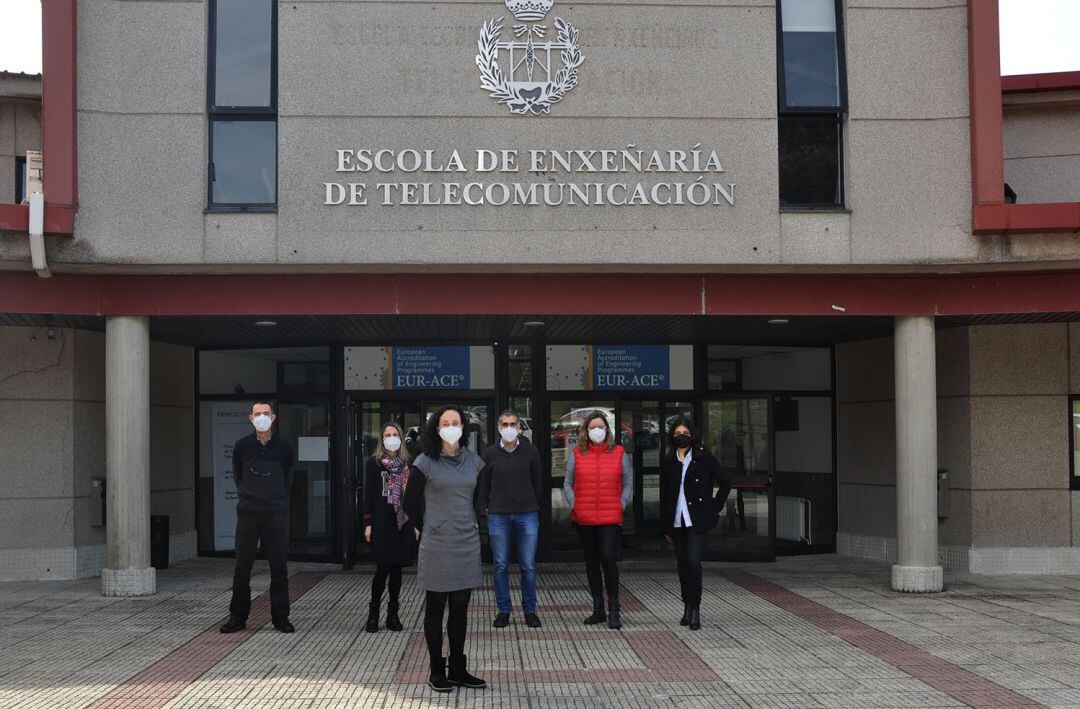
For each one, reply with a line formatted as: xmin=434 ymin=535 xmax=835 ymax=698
xmin=220 ymin=401 xmax=296 ymax=634
xmin=480 ymin=410 xmax=544 ymax=628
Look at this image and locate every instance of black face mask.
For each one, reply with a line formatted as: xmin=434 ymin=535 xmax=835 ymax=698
xmin=673 ymin=434 xmax=692 ymax=449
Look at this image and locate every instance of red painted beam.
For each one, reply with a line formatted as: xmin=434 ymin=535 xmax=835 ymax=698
xmin=973 ymin=203 xmax=1080 ymax=235
xmin=41 ymin=0 xmax=78 ymax=228
xmin=0 ymin=0 xmax=77 ymax=235
xmin=1002 ymin=71 xmax=1080 ymax=94
xmin=5 ymin=272 xmax=1080 ymax=318
xmin=967 ymin=0 xmax=1004 ymax=210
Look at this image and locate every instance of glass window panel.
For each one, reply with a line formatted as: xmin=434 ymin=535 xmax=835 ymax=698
xmin=703 ymin=398 xmax=771 ymax=551
xmin=510 ymin=396 xmax=534 ymax=443
xmin=508 ymin=344 xmax=533 ymax=390
xmin=779 ymin=115 xmax=842 ymax=207
xmin=708 ymin=358 xmax=738 ymax=390
xmin=213 ymin=0 xmax=273 ymax=108
xmin=16 ymin=158 xmax=27 ymax=204
xmin=211 ymin=119 xmax=276 ymax=205
xmin=780 ymin=0 xmax=840 ymax=108
xmin=1073 ymin=400 xmax=1080 ymax=479
xmin=278 ymin=402 xmax=331 ymax=556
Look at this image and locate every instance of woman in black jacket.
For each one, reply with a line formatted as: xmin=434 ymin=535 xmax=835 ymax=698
xmin=362 ymin=421 xmax=419 ymax=632
xmin=659 ymin=416 xmax=731 ymax=630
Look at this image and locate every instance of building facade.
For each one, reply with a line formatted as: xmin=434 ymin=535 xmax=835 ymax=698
xmin=1 ymin=0 xmax=1079 ymax=594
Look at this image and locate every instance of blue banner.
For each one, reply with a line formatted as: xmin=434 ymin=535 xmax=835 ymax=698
xmin=592 ymin=345 xmax=670 ymax=390
xmin=391 ymin=346 xmax=470 ymax=389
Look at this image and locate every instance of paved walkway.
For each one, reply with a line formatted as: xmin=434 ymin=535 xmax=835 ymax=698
xmin=2 ymin=556 xmax=1080 ymax=708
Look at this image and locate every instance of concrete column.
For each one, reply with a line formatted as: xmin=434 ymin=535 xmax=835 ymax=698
xmin=102 ymin=316 xmax=156 ymax=596
xmin=892 ymin=316 xmax=943 ymax=592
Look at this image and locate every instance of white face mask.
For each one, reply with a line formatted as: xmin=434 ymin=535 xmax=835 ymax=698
xmin=588 ymin=427 xmax=607 ymax=444
xmin=439 ymin=425 xmax=463 ymax=445
xmin=252 ymin=413 xmax=273 ymax=432
xmin=500 ymin=426 xmax=519 ymax=443
xmin=383 ymin=436 xmax=401 ymax=452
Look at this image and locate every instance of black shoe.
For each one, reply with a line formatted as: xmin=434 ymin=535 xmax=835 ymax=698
xmin=219 ymin=616 xmax=246 ymax=634
xmin=607 ymin=598 xmax=622 ymax=630
xmin=365 ymin=602 xmax=380 ymax=633
xmin=428 ymin=656 xmax=452 ymax=693
xmin=688 ymin=607 xmax=700 ymax=631
xmin=272 ymin=618 xmax=295 ymax=633
xmin=448 ymin=654 xmax=487 ymax=689
xmin=524 ymin=613 xmax=542 ymax=628
xmin=583 ymin=597 xmax=607 ymax=625
xmin=492 ymin=612 xmax=510 ymax=628
xmin=680 ymin=604 xmax=691 ymax=626
xmin=386 ymin=602 xmax=403 ymax=632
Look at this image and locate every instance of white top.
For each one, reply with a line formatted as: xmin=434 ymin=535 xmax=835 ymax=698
xmin=674 ymin=449 xmax=692 ymax=528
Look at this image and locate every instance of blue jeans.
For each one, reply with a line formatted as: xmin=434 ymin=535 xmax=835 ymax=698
xmin=488 ymin=512 xmax=539 ymax=614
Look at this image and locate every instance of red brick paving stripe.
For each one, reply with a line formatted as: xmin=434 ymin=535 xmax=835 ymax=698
xmin=393 ymin=626 xmax=717 ymax=684
xmin=89 ymin=572 xmax=326 ymax=709
xmin=722 ymin=570 xmax=1043 ymax=709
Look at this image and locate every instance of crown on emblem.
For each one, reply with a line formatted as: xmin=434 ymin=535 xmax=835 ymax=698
xmin=504 ymin=0 xmax=553 ymax=22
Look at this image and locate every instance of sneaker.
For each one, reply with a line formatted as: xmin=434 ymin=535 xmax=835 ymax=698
xmin=219 ymin=616 xmax=246 ymax=634
xmin=272 ymin=618 xmax=295 ymax=633
xmin=492 ymin=612 xmax=510 ymax=628
xmin=524 ymin=613 xmax=542 ymax=628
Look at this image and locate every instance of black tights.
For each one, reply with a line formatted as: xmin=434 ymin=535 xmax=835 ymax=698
xmin=370 ymin=564 xmax=402 ymax=605
xmin=576 ymin=524 xmax=621 ymax=600
xmin=424 ymin=589 xmax=472 ymax=663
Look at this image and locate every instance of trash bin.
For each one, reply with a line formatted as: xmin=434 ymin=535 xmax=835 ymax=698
xmin=151 ymin=515 xmax=169 ymax=570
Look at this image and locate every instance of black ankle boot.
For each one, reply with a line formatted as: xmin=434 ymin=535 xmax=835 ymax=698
xmin=607 ymin=597 xmax=622 ymax=629
xmin=448 ymin=654 xmax=486 ymax=689
xmin=365 ymin=601 xmax=379 ymax=633
xmin=688 ymin=606 xmax=701 ymax=631
xmin=680 ymin=604 xmax=691 ymax=626
xmin=428 ymin=656 xmax=452 ymax=692
xmin=583 ymin=596 xmax=607 ymax=625
xmin=386 ymin=601 xmax=402 ymax=631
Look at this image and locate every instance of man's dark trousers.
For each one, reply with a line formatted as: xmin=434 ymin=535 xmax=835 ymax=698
xmin=229 ymin=512 xmax=290 ymax=622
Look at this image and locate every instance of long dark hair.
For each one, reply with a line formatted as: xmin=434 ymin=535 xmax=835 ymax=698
xmin=665 ymin=415 xmax=698 ymax=459
xmin=421 ymin=404 xmax=468 ymax=459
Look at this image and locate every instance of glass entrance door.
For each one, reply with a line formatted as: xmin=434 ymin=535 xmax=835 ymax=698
xmin=344 ymin=398 xmax=491 ymax=569
xmin=702 ymin=397 xmax=773 ymax=559
xmin=620 ymin=400 xmax=693 ymax=549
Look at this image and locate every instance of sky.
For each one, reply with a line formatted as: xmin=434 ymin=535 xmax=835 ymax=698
xmin=0 ymin=0 xmax=1078 ymax=76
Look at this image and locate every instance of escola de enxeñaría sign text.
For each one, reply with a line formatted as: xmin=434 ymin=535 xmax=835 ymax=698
xmin=323 ymin=146 xmax=736 ymax=207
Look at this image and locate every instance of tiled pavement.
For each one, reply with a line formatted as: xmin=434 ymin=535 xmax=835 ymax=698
xmin=3 ymin=557 xmax=1080 ymax=708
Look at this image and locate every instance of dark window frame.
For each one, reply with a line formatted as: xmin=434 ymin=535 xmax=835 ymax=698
xmin=15 ymin=156 xmax=27 ymax=205
xmin=1069 ymin=396 xmax=1080 ymax=490
xmin=206 ymin=0 xmax=278 ymax=212
xmin=776 ymin=0 xmax=848 ymax=211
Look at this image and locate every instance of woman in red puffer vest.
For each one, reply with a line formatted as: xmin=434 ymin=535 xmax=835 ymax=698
xmin=561 ymin=410 xmax=632 ymax=629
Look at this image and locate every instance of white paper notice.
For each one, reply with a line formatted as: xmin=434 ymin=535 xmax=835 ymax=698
xmin=298 ymin=436 xmax=329 ymax=462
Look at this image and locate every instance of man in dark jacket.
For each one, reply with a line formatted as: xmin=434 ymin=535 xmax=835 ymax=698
xmin=480 ymin=410 xmax=544 ymax=628
xmin=220 ymin=401 xmax=296 ymax=634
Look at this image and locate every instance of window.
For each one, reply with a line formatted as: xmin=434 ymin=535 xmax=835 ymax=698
xmin=207 ymin=0 xmax=277 ymax=210
xmin=777 ymin=0 xmax=846 ymax=209
xmin=1071 ymin=398 xmax=1080 ymax=489
xmin=15 ymin=157 xmax=27 ymax=204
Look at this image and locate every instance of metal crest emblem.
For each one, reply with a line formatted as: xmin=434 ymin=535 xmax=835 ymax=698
xmin=476 ymin=0 xmax=584 ymax=115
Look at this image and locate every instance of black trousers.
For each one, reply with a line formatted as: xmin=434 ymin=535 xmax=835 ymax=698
xmin=371 ymin=564 xmax=402 ymax=605
xmin=229 ymin=512 xmax=290 ymax=622
xmin=576 ymin=523 xmax=621 ymax=600
xmin=672 ymin=527 xmax=707 ymax=607
xmin=424 ymin=589 xmax=472 ymax=664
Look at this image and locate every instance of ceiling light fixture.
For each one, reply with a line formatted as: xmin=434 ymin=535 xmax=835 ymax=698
xmin=767 ymin=318 xmax=790 ymax=325
xmin=523 ymin=320 xmax=545 ymax=327
xmin=254 ymin=320 xmax=278 ymax=327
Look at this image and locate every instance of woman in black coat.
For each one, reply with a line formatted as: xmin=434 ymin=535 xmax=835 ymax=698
xmin=362 ymin=421 xmax=419 ymax=632
xmin=659 ymin=416 xmax=731 ymax=630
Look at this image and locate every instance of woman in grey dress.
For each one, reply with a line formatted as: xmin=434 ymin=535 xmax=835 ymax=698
xmin=402 ymin=404 xmax=487 ymax=693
